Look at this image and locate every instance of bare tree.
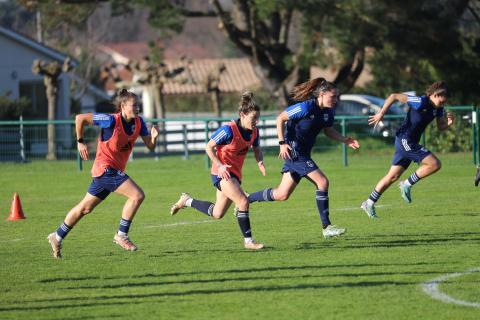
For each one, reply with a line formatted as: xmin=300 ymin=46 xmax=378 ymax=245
xmin=32 ymin=57 xmax=74 ymax=160
xmin=204 ymin=62 xmax=226 ymax=117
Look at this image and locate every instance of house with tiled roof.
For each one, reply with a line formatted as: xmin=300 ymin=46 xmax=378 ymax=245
xmin=98 ymin=42 xmax=262 ymax=118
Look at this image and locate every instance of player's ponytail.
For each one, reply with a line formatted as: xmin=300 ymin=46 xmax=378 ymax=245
xmin=115 ymin=89 xmax=138 ymax=112
xmin=425 ymin=80 xmax=447 ymax=97
xmin=238 ymin=91 xmax=260 ymax=114
xmin=291 ymin=77 xmax=336 ymax=102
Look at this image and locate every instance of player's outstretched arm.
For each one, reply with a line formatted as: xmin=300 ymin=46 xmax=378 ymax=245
xmin=368 ymin=93 xmax=408 ymax=129
xmin=324 ymin=127 xmax=360 ymax=149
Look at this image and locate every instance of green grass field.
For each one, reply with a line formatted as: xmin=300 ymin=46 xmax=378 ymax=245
xmin=0 ymin=151 xmax=479 ymax=320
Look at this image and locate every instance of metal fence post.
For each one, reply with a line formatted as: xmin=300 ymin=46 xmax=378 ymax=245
xmin=474 ymin=106 xmax=480 ymax=166
xmin=205 ymin=120 xmax=210 ymax=169
xmin=77 ymin=151 xmax=83 ymax=171
xmin=182 ymin=124 xmax=189 ymax=160
xmin=472 ymin=107 xmax=477 ymax=165
xmin=341 ymin=118 xmax=348 ymax=167
xmin=19 ymin=115 xmax=26 ymax=162
xmin=262 ymin=119 xmax=266 ymax=146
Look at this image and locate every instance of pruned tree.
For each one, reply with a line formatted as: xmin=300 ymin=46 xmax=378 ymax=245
xmin=204 ymin=62 xmax=226 ymax=117
xmin=32 ymin=57 xmax=74 ymax=160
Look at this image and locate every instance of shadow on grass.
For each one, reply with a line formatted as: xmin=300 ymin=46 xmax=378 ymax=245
xmin=38 ymin=261 xmax=442 ymax=284
xmin=297 ymin=232 xmax=480 ymax=250
xmin=57 ymin=270 xmax=448 ymax=291
xmin=50 ymin=314 xmax=122 ymax=320
xmin=1 ymin=280 xmax=416 ymax=312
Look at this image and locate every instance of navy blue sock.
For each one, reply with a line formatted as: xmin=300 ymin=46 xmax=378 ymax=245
xmin=56 ymin=222 xmax=72 ymax=239
xmin=368 ymin=189 xmax=382 ymax=203
xmin=236 ymin=210 xmax=252 ymax=238
xmin=118 ymin=218 xmax=132 ymax=234
xmin=248 ymin=188 xmax=274 ymax=203
xmin=191 ymin=199 xmax=214 ymax=216
xmin=407 ymin=172 xmax=421 ymax=186
xmin=316 ymin=190 xmax=331 ymax=228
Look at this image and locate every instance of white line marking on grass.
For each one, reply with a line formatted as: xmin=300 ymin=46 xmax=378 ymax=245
xmin=422 ymin=268 xmax=480 ymax=308
xmin=1 ymin=238 xmax=24 ymax=243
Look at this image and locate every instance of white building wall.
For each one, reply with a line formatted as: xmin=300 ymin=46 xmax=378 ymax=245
xmin=0 ymin=34 xmax=71 ymax=119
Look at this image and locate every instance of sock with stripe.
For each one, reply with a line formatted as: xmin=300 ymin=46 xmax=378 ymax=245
xmin=367 ymin=189 xmax=382 ymax=205
xmin=191 ymin=199 xmax=214 ymax=216
xmin=236 ymin=210 xmax=252 ymax=238
xmin=405 ymin=172 xmax=421 ymax=186
xmin=55 ymin=222 xmax=72 ymax=242
xmin=117 ymin=218 xmax=132 ymax=236
xmin=247 ymin=188 xmax=274 ymax=203
xmin=316 ymin=190 xmax=331 ymax=228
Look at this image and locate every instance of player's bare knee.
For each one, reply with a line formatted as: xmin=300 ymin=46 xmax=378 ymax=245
xmin=433 ymin=159 xmax=442 ymax=172
xmin=236 ymin=197 xmax=249 ymax=211
xmin=388 ymin=174 xmax=401 ymax=183
xmin=131 ymin=190 xmax=145 ymax=204
xmin=275 ymin=191 xmax=290 ymax=201
xmin=316 ymin=178 xmax=329 ymax=190
xmin=211 ymin=211 xmax=223 ymax=219
xmin=81 ymin=206 xmax=94 ymax=215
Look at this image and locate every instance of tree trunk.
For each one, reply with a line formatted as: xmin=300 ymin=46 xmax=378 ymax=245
xmin=46 ymin=88 xmax=57 ymax=160
xmin=211 ymin=90 xmax=221 ymax=118
xmin=153 ymin=85 xmax=167 ymax=152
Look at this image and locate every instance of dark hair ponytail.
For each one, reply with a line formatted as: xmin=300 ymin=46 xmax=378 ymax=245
xmin=115 ymin=89 xmax=138 ymax=112
xmin=425 ymin=80 xmax=447 ymax=97
xmin=291 ymin=77 xmax=336 ymax=102
xmin=238 ymin=91 xmax=260 ymax=114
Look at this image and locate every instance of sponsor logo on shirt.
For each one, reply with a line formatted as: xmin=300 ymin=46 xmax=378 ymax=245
xmin=324 ymin=114 xmax=329 ymax=121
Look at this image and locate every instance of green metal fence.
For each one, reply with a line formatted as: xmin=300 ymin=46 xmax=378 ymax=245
xmin=0 ymin=106 xmax=477 ymax=170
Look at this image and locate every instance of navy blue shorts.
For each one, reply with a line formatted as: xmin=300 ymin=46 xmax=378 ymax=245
xmin=88 ymin=168 xmax=130 ymax=200
xmin=281 ymin=158 xmax=319 ymax=184
xmin=392 ymin=137 xmax=431 ymax=169
xmin=211 ymin=173 xmax=241 ymax=191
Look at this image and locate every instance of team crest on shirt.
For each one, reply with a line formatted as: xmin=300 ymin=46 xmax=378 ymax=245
xmin=309 ymin=114 xmax=315 ymax=119
xmin=306 ymin=160 xmax=314 ymax=167
xmin=323 ymin=114 xmax=329 ymax=121
xmin=131 ymin=124 xmax=136 ymax=132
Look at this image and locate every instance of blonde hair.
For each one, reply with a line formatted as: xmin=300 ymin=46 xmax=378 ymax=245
xmin=115 ymin=89 xmax=138 ymax=112
xmin=238 ymin=91 xmax=260 ymax=114
xmin=291 ymin=77 xmax=336 ymax=102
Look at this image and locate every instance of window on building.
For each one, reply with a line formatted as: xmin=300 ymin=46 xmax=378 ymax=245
xmin=19 ymin=81 xmax=47 ymax=119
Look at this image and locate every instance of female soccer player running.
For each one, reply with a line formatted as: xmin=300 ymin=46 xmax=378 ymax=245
xmin=170 ymin=92 xmax=266 ymax=250
xmin=47 ymin=89 xmax=159 ymax=258
xmin=247 ymin=78 xmax=360 ymax=239
xmin=361 ymin=81 xmax=454 ymax=218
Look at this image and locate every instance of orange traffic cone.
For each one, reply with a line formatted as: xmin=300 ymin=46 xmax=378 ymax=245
xmin=7 ymin=193 xmax=25 ymax=220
